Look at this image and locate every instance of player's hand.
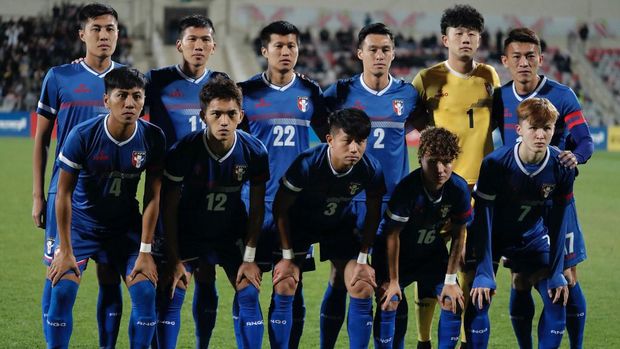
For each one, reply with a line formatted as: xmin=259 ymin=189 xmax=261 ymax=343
xmin=381 ymin=280 xmax=402 ymax=311
xmin=170 ymin=261 xmax=188 ymax=299
xmin=549 ymin=285 xmax=569 ymax=306
xmin=32 ymin=196 xmax=46 ymax=229
xmin=470 ymin=287 xmax=494 ymax=310
xmin=558 ymin=150 xmax=578 ymax=169
xmin=48 ymin=250 xmax=80 ymax=286
xmin=272 ymin=259 xmax=299 ymax=286
xmin=71 ymin=57 xmax=85 ymax=64
xmin=350 ymin=263 xmax=377 ymax=288
xmin=129 ymin=252 xmax=158 ymax=286
xmin=236 ymin=262 xmax=262 ymax=289
xmin=440 ymin=284 xmax=465 ymax=314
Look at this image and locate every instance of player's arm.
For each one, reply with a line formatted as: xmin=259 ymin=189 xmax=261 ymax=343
xmin=560 ymin=112 xmax=593 ymax=167
xmin=161 ymin=177 xmax=187 ymax=296
xmin=272 ymin=186 xmax=300 ymax=286
xmin=48 ymin=168 xmax=80 ymax=285
xmin=382 ymin=223 xmax=403 ymax=310
xmin=236 ymin=182 xmax=265 ymax=289
xmin=491 ymin=87 xmax=505 ymax=144
xmin=408 ymin=72 xmax=430 ymax=131
xmin=440 ymin=222 xmax=466 ymax=313
xmin=32 ymin=115 xmax=55 ymax=228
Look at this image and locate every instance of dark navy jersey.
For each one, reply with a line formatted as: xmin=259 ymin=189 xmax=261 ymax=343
xmin=496 ymin=76 xmax=593 ymax=163
xmin=323 ymin=74 xmax=417 ymax=201
xmin=239 ymin=72 xmax=327 ymax=201
xmin=164 ymin=130 xmax=269 ymax=239
xmin=37 ymin=61 xmax=121 ymax=193
xmin=145 ymin=65 xmax=228 ymax=147
xmin=281 ymin=144 xmax=386 ymax=232
xmin=384 ymin=168 xmax=472 ymax=261
xmin=57 ymin=115 xmax=166 ymax=232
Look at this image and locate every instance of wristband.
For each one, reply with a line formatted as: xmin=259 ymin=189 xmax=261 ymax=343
xmin=282 ymin=249 xmax=294 ymax=260
xmin=357 ymin=252 xmax=368 ymax=265
xmin=139 ymin=243 xmax=152 ymax=253
xmin=243 ymin=246 xmax=256 ymax=263
xmin=444 ymin=273 xmax=457 ymax=285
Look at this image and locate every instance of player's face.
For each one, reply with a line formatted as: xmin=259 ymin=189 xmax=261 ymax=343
xmin=516 ymin=118 xmax=554 ymax=155
xmin=79 ymin=15 xmax=118 ymax=59
xmin=104 ymin=87 xmax=145 ymax=126
xmin=442 ymin=27 xmax=480 ymax=61
xmin=262 ymin=34 xmax=299 ymax=73
xmin=326 ymin=128 xmax=367 ymax=168
xmin=177 ymin=26 xmax=216 ymax=67
xmin=201 ymin=98 xmax=243 ymax=142
xmin=420 ymin=154 xmax=453 ymax=190
xmin=357 ymin=34 xmax=395 ymax=76
xmin=502 ymin=42 xmax=543 ymax=85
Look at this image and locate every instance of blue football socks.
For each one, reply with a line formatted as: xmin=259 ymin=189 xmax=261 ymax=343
xmin=127 ymin=280 xmax=157 ymax=349
xmin=47 ymin=279 xmax=79 ymax=349
xmin=347 ymin=296 xmax=373 ymax=349
xmin=156 ymin=287 xmax=186 ymax=349
xmin=193 ymin=282 xmax=218 ymax=349
xmin=97 ymin=283 xmax=123 ymax=349
xmin=566 ymin=282 xmax=586 ymax=349
xmin=319 ymin=283 xmax=347 ymax=348
xmin=237 ymin=285 xmax=264 ymax=349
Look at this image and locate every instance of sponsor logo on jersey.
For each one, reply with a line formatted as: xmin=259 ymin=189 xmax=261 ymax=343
xmin=349 ymin=182 xmax=361 ymax=195
xmin=132 ymin=151 xmax=147 ymax=168
xmin=352 ymin=100 xmax=365 ymax=110
xmin=74 ymin=83 xmax=92 ymax=93
xmin=434 ymin=89 xmax=448 ymax=98
xmin=234 ymin=164 xmax=247 ymax=181
xmin=255 ymin=98 xmax=271 ymax=108
xmin=94 ymin=150 xmax=109 ymax=161
xmin=392 ymin=99 xmax=404 ymax=116
xmin=169 ymin=88 xmax=183 ymax=98
xmin=297 ymin=96 xmax=309 ymax=112
xmin=504 ymin=107 xmax=513 ymax=118
xmin=541 ymin=183 xmax=555 ymax=198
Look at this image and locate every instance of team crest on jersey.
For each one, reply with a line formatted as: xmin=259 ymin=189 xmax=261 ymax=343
xmin=234 ymin=165 xmax=247 ymax=181
xmin=541 ymin=184 xmax=555 ymax=198
xmin=297 ymin=96 xmax=309 ymax=112
xmin=392 ymin=99 xmax=404 ymax=116
xmin=440 ymin=205 xmax=451 ymax=218
xmin=131 ymin=151 xmax=146 ymax=168
xmin=349 ymin=182 xmax=361 ymax=195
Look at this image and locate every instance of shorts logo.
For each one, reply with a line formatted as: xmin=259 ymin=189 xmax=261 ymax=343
xmin=234 ymin=165 xmax=247 ymax=181
xmin=297 ymin=96 xmax=309 ymax=112
xmin=392 ymin=99 xmax=404 ymax=116
xmin=132 ymin=151 xmax=147 ymax=168
xmin=349 ymin=182 xmax=361 ymax=195
xmin=541 ymin=183 xmax=555 ymax=198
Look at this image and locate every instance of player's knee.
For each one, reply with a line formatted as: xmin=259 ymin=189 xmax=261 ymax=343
xmin=129 ymin=280 xmax=156 ymax=307
xmin=274 ymin=276 xmax=298 ymax=296
xmin=51 ymin=279 xmax=79 ymax=307
xmin=348 ymin=280 xmax=374 ymax=299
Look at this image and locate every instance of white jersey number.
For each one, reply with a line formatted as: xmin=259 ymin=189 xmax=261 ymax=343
xmin=324 ymin=202 xmax=338 ymax=216
xmin=189 ymin=115 xmax=206 ymax=132
xmin=373 ymin=128 xmax=385 ymax=149
xmin=417 ymin=229 xmax=436 ymax=245
xmin=206 ymin=193 xmax=227 ymax=211
xmin=273 ymin=125 xmax=296 ymax=146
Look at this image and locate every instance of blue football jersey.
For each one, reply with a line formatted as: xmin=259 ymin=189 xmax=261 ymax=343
xmin=239 ymin=72 xmax=327 ymax=201
xmin=323 ymin=74 xmax=418 ymax=201
xmin=281 ymin=144 xmax=386 ymax=232
xmin=472 ymin=144 xmax=575 ymax=288
xmin=384 ymin=168 xmax=472 ymax=261
xmin=164 ymin=130 xmax=269 ymax=240
xmin=145 ymin=65 xmax=228 ymax=147
xmin=497 ymin=76 xmax=592 ymax=162
xmin=57 ymin=115 xmax=166 ymax=232
xmin=37 ymin=61 xmax=121 ymax=193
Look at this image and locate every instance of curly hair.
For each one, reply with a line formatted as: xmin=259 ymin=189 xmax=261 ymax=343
xmin=418 ymin=127 xmax=461 ymax=163
xmin=440 ymin=4 xmax=484 ymax=35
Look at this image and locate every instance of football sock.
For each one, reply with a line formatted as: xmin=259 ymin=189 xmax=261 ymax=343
xmin=416 ymin=341 xmax=431 ymax=349
xmin=347 ymin=296 xmax=373 ymax=349
xmin=47 ymin=279 xmax=79 ymax=349
xmin=289 ymin=282 xmax=306 ymax=349
xmin=156 ymin=287 xmax=185 ymax=349
xmin=509 ymin=288 xmax=535 ymax=349
xmin=566 ymin=282 xmax=586 ymax=349
xmin=438 ymin=309 xmax=461 ymax=349
xmin=42 ymin=278 xmax=52 ymax=343
xmin=319 ymin=283 xmax=347 ymax=349
xmin=372 ymin=297 xmax=397 ymax=348
xmin=394 ymin=294 xmax=408 ymax=349
xmin=414 ymin=285 xmax=437 ymax=343
xmin=128 ymin=280 xmax=157 ymax=349
xmin=237 ymin=285 xmax=264 ymax=349
xmin=193 ymin=282 xmax=218 ymax=349
xmin=232 ymin=292 xmax=242 ymax=348
xmin=464 ymin=299 xmax=490 ymax=348
xmin=97 ymin=283 xmax=123 ymax=349
xmin=535 ymin=280 xmax=566 ymax=349
xmin=269 ymin=293 xmax=294 ymax=349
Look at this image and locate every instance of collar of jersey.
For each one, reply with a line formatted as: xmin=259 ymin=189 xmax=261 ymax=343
xmin=513 ymin=142 xmax=550 ymax=177
xmin=420 ymin=170 xmax=444 ymax=204
xmin=326 ymin=146 xmax=355 ymax=178
xmin=80 ymin=61 xmax=116 ymax=78
xmin=261 ymin=72 xmax=296 ymax=91
xmin=103 ymin=114 xmax=138 ymax=146
xmin=202 ymin=128 xmax=238 ymax=163
xmin=444 ymin=60 xmax=478 ymax=79
xmin=175 ymin=65 xmax=209 ymax=84
xmin=511 ymin=75 xmax=547 ymax=102
xmin=359 ymin=74 xmax=393 ymax=96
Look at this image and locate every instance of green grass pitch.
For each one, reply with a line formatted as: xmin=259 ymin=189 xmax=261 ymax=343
xmin=1 ymin=137 xmax=619 ymax=348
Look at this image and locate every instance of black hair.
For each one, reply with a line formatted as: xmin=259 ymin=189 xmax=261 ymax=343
xmin=78 ymin=3 xmax=118 ymax=28
xmin=259 ymin=21 xmax=300 ymax=47
xmin=199 ymin=75 xmax=242 ymax=110
xmin=178 ymin=15 xmax=215 ymax=38
xmin=328 ymin=108 xmax=371 ymax=141
xmin=503 ymin=27 xmax=541 ymax=53
xmin=440 ymin=4 xmax=484 ymax=35
xmin=104 ymin=67 xmax=146 ymax=93
xmin=357 ymin=22 xmax=394 ymax=48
